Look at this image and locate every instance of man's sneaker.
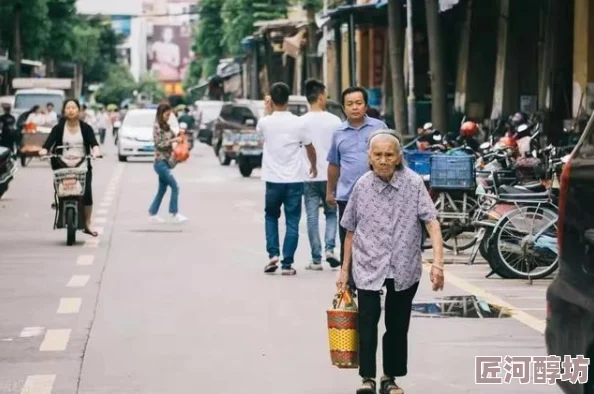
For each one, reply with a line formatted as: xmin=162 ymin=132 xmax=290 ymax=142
xmin=149 ymin=215 xmax=165 ymax=224
xmin=325 ymin=251 xmax=341 ymax=268
xmin=305 ymin=262 xmax=323 ymax=271
xmin=171 ymin=214 xmax=189 ymax=223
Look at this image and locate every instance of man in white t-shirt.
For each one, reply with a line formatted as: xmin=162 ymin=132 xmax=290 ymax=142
xmin=258 ymin=82 xmax=318 ymax=276
xmin=301 ymin=79 xmax=343 ymax=271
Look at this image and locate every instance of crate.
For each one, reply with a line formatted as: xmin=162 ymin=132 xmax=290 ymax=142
xmin=404 ymin=150 xmax=435 ymax=176
xmin=430 ymin=154 xmax=475 ymax=190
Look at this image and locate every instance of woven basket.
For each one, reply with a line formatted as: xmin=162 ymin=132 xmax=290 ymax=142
xmin=327 ymin=289 xmax=359 ymax=368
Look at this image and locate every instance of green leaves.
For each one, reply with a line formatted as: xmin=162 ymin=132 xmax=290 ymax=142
xmin=95 ymin=64 xmax=136 ymax=105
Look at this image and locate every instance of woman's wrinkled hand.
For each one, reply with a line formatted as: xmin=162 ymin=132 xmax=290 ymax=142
xmin=430 ymin=265 xmax=444 ymax=291
xmin=336 ymin=270 xmax=349 ymax=291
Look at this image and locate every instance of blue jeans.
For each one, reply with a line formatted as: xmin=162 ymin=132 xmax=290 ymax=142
xmin=149 ymin=160 xmax=179 ymax=215
xmin=265 ymin=182 xmax=304 ymax=268
xmin=304 ymin=181 xmax=337 ymax=262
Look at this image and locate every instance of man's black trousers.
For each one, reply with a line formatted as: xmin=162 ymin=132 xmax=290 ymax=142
xmin=357 ymin=280 xmax=419 ymax=379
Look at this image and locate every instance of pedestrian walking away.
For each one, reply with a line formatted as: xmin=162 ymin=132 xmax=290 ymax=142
xmin=148 ymin=103 xmax=189 ymax=224
xmin=326 ymin=87 xmax=387 ymax=288
xmin=300 ymin=79 xmax=343 ymax=271
xmin=336 ymin=130 xmax=445 ymax=394
xmin=259 ymin=82 xmax=318 ymax=276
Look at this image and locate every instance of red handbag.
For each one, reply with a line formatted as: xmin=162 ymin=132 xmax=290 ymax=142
xmin=173 ymin=131 xmax=190 ymax=162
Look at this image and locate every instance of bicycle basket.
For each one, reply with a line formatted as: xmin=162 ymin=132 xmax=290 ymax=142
xmin=53 ymin=167 xmax=87 ymax=197
xmin=403 ymin=150 xmax=435 ymax=176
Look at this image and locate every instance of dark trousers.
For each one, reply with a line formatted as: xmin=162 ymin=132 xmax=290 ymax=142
xmin=338 ymin=200 xmax=356 ymax=289
xmin=358 ymin=280 xmax=419 ymax=379
xmin=265 ymin=182 xmax=304 ymax=268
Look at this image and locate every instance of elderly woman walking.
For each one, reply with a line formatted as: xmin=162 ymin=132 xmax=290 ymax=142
xmin=336 ymin=130 xmax=445 ymax=394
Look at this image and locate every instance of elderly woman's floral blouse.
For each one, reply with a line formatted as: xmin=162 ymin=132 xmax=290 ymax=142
xmin=153 ymin=122 xmax=174 ymax=162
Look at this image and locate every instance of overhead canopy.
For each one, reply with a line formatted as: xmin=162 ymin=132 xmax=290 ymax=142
xmin=321 ymin=0 xmax=387 ymax=27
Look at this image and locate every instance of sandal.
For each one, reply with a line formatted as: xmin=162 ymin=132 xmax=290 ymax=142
xmin=83 ymin=228 xmax=99 ymax=237
xmin=264 ymin=256 xmax=279 ymax=274
xmin=379 ymin=377 xmax=403 ymax=394
xmin=281 ymin=267 xmax=296 ymax=276
xmin=357 ymin=378 xmax=376 ymax=394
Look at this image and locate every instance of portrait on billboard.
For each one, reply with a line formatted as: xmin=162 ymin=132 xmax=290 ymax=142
xmin=148 ymin=26 xmax=182 ymax=81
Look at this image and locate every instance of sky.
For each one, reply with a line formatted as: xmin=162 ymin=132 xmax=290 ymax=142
xmin=76 ymin=0 xmax=143 ymax=16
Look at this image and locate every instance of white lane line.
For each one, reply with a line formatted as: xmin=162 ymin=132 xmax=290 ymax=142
xmin=96 ymin=209 xmax=108 ymax=216
xmin=100 ymin=202 xmax=111 ymax=208
xmin=19 ymin=327 xmax=45 ymax=338
xmin=39 ymin=329 xmax=71 ymax=351
xmin=95 ymin=226 xmax=104 ymax=235
xmin=94 ymin=217 xmax=107 ymax=224
xmin=423 ymin=263 xmax=546 ymax=334
xmin=57 ymin=298 xmax=82 ymax=314
xmin=20 ymin=375 xmax=56 ymax=394
xmin=66 ymin=275 xmax=90 ymax=288
xmin=76 ymin=255 xmax=95 ymax=266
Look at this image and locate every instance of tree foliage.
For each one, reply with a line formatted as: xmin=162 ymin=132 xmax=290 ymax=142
xmin=44 ymin=0 xmax=78 ymax=61
xmin=138 ymin=72 xmax=166 ymax=103
xmin=252 ymin=0 xmax=289 ymax=21
xmin=95 ymin=64 xmax=136 ymax=106
xmin=193 ymin=0 xmax=225 ymax=77
xmin=0 ymin=0 xmax=50 ymax=60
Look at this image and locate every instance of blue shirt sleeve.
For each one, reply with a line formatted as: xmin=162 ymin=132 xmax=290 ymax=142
xmin=327 ymin=130 xmax=340 ymax=165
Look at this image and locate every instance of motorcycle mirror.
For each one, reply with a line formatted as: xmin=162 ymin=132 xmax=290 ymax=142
xmin=480 ymin=142 xmax=490 ymax=150
xmin=517 ymin=124 xmax=528 ymax=132
xmin=561 ymin=155 xmax=570 ymax=164
xmin=433 ymin=135 xmax=442 ymax=141
xmin=532 ymin=149 xmax=538 ymax=158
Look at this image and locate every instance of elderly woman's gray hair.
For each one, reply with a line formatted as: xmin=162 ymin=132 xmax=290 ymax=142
xmin=368 ymin=129 xmax=402 ymax=151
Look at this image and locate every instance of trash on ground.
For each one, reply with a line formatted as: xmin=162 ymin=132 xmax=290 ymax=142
xmin=411 ymin=295 xmax=511 ymax=318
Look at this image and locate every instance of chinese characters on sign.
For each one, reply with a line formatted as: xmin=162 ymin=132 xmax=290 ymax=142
xmin=475 ymin=355 xmax=590 ymax=384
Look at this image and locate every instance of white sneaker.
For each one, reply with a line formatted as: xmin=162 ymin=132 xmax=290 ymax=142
xmin=149 ymin=215 xmax=165 ymax=223
xmin=171 ymin=213 xmax=189 ymax=223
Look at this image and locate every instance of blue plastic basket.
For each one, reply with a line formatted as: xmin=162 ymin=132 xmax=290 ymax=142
xmin=404 ymin=150 xmax=435 ymax=176
xmin=429 ymin=154 xmax=475 ymax=190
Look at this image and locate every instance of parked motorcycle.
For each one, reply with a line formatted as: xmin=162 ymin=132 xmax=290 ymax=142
xmin=0 ymin=145 xmax=16 ymax=200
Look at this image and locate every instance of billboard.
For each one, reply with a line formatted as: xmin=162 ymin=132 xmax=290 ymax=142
xmin=145 ymin=0 xmax=195 ymax=86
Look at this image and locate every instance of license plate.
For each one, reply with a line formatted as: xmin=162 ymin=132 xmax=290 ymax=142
xmin=241 ymin=149 xmax=262 ymax=155
xmin=142 ymin=145 xmax=154 ymax=152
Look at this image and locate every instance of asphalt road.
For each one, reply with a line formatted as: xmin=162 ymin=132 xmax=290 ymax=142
xmin=0 ymin=135 xmax=561 ymax=394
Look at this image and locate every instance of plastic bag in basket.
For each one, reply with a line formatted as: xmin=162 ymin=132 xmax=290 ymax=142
xmin=327 ymin=289 xmax=359 ymax=369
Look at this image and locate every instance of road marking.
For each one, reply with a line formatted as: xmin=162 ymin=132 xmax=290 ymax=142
xmin=66 ymin=275 xmax=90 ymax=288
xmin=57 ymin=298 xmax=82 ymax=314
xmin=100 ymin=202 xmax=111 ymax=208
xmin=94 ymin=217 xmax=107 ymax=224
xmin=76 ymin=255 xmax=94 ymax=266
xmin=19 ymin=327 xmax=44 ymax=338
xmin=95 ymin=226 xmax=104 ymax=235
xmin=39 ymin=329 xmax=71 ymax=351
xmin=423 ymin=263 xmax=546 ymax=334
xmin=96 ymin=209 xmax=108 ymax=215
xmin=20 ymin=375 xmax=56 ymax=394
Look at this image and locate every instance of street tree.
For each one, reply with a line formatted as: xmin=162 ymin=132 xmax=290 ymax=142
xmin=0 ymin=0 xmax=50 ymax=77
xmin=44 ymin=0 xmax=77 ymax=76
xmin=138 ymin=72 xmax=167 ymax=103
xmin=387 ymin=0 xmax=407 ymax=134
xmin=222 ymin=0 xmax=254 ymax=56
xmin=193 ymin=0 xmax=225 ymax=78
xmin=95 ymin=64 xmax=136 ymax=106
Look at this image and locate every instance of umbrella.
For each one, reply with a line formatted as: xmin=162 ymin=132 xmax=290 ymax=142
xmin=107 ymin=104 xmax=118 ymax=111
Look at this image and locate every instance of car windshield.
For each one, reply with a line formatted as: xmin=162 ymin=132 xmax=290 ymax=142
xmin=123 ymin=111 xmax=156 ymax=128
xmin=14 ymin=94 xmax=63 ymax=110
xmin=199 ymin=103 xmax=223 ymax=123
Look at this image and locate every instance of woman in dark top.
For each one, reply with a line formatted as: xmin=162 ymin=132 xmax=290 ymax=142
xmin=39 ymin=99 xmax=101 ymax=237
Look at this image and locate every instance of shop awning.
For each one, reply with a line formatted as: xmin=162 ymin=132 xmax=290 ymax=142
xmin=321 ymin=0 xmax=387 ymax=26
xmin=375 ymin=0 xmax=460 ymax=11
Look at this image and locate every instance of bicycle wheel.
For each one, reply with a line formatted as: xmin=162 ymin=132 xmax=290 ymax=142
xmin=434 ymin=193 xmax=479 ymax=252
xmin=490 ymin=205 xmax=559 ymax=280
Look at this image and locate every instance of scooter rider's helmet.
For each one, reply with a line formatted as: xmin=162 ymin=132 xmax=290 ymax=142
xmin=460 ymin=121 xmax=478 ymax=137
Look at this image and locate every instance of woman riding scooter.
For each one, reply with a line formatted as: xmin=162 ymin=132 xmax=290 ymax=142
xmin=39 ymin=99 xmax=101 ymax=237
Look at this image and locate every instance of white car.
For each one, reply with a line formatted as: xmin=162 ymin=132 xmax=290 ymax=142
xmin=117 ymin=109 xmax=157 ymax=162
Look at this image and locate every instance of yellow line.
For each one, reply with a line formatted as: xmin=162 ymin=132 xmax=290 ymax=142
xmin=423 ymin=264 xmax=546 ymax=334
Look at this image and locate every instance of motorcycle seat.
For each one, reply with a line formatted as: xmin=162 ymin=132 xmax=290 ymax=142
xmin=498 ymin=185 xmax=549 ymax=200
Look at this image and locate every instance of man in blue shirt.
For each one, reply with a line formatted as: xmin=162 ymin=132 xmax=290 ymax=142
xmin=326 ymin=87 xmax=388 ymax=276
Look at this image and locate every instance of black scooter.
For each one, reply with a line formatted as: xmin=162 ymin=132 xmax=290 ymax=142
xmin=42 ymin=146 xmax=100 ymax=246
xmin=0 ymin=146 xmax=16 ymax=200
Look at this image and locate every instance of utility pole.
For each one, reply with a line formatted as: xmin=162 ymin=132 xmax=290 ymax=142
xmin=406 ymin=0 xmax=416 ymax=135
xmin=347 ymin=0 xmax=356 ymax=86
xmin=12 ymin=2 xmax=22 ymax=78
xmin=425 ymin=0 xmax=448 ymax=133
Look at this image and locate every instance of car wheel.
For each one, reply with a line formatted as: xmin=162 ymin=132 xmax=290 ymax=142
xmin=117 ymin=143 xmax=127 ymax=162
xmin=218 ymin=145 xmax=231 ymax=166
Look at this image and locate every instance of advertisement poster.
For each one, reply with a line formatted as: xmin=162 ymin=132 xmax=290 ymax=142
xmin=145 ymin=0 xmax=195 ymax=87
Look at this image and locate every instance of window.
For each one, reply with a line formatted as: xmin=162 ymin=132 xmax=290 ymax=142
xmin=219 ymin=104 xmax=233 ymax=121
